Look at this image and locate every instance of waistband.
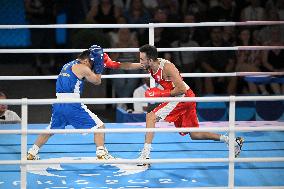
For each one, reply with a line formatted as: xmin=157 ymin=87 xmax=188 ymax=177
xmin=56 ymin=93 xmax=80 ymax=99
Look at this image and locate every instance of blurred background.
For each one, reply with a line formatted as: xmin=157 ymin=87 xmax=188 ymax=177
xmin=0 ymin=0 xmax=283 ymax=123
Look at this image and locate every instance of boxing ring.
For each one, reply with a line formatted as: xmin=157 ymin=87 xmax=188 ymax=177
xmin=0 ymin=21 xmax=284 ymax=189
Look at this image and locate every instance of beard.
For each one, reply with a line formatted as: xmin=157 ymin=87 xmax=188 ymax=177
xmin=142 ymin=64 xmax=150 ymax=70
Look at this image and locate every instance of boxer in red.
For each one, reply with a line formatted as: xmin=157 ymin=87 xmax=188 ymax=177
xmin=103 ymin=44 xmax=244 ymax=165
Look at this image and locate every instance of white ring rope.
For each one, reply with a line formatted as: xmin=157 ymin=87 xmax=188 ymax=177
xmin=0 ymin=21 xmax=283 ymax=29
xmin=0 ymin=46 xmax=283 ymax=54
xmin=0 ymin=72 xmax=283 ymax=80
xmin=1 ymin=157 xmax=284 ymax=165
xmin=1 ymin=157 xmax=284 ymax=166
xmin=0 ymin=95 xmax=283 ymax=105
xmin=1 ymin=126 xmax=284 ymax=135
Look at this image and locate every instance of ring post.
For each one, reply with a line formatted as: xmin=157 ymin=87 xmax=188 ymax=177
xmin=20 ymin=98 xmax=28 ymax=189
xmin=148 ymin=22 xmax=156 ymax=87
xmin=228 ymin=95 xmax=236 ymax=188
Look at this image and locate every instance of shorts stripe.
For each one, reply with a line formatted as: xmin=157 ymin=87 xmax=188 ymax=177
xmin=155 ymin=101 xmax=179 ymax=120
xmin=81 ymin=103 xmax=104 ymax=128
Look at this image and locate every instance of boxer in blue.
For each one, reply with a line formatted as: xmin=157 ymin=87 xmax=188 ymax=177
xmin=27 ymin=45 xmax=114 ymax=160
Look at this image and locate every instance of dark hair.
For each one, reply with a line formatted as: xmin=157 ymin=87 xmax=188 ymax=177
xmin=78 ymin=50 xmax=91 ymax=60
xmin=139 ymin=44 xmax=158 ymax=60
xmin=77 ymin=50 xmax=93 ymax=67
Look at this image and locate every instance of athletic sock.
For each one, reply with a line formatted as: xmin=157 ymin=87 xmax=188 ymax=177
xmin=220 ymin=135 xmax=229 ymax=144
xmin=96 ymin=146 xmax=105 ymax=151
xmin=144 ymin=143 xmax=152 ymax=150
xmin=28 ymin=144 xmax=39 ymax=156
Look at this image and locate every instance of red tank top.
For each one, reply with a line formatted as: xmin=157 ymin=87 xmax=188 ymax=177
xmin=149 ymin=58 xmax=180 ymax=90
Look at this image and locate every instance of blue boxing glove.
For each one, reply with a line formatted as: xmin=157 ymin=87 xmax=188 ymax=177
xmin=89 ymin=45 xmax=104 ymax=74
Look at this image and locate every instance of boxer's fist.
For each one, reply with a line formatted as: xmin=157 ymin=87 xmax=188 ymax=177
xmin=89 ymin=45 xmax=104 ymax=74
xmin=93 ymin=61 xmax=104 ymax=74
xmin=145 ymin=88 xmax=171 ymax=97
xmin=103 ymin=53 xmax=121 ymax=69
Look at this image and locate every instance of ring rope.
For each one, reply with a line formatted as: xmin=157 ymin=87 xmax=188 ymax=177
xmin=0 ymin=21 xmax=283 ymax=29
xmin=0 ymin=95 xmax=283 ymax=105
xmin=1 ymin=157 xmax=284 ymax=165
xmin=0 ymin=72 xmax=283 ymax=80
xmin=1 ymin=126 xmax=284 ymax=135
xmin=0 ymin=46 xmax=283 ymax=54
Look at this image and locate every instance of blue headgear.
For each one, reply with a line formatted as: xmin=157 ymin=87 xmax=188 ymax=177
xmin=89 ymin=45 xmax=104 ymax=74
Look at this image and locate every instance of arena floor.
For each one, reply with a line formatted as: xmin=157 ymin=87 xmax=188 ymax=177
xmin=0 ymin=121 xmax=284 ymax=188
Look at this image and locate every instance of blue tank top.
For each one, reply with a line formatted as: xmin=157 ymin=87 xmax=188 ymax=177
xmin=56 ymin=60 xmax=84 ymax=94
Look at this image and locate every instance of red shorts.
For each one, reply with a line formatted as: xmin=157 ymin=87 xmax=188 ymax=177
xmin=152 ymin=89 xmax=199 ymax=130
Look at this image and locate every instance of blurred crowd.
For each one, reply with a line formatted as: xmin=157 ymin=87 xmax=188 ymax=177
xmin=24 ymin=0 xmax=284 ymax=102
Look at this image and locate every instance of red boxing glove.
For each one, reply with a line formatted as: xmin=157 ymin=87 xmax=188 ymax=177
xmin=145 ymin=88 xmax=171 ymax=97
xmin=103 ymin=53 xmax=121 ymax=69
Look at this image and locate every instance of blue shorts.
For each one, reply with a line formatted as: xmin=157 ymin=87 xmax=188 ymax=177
xmin=48 ymin=103 xmax=103 ymax=129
